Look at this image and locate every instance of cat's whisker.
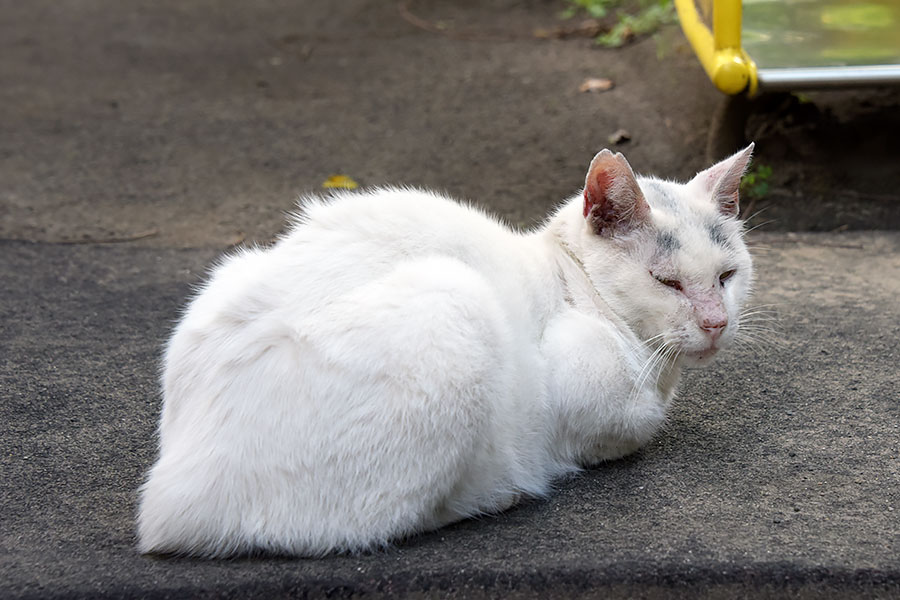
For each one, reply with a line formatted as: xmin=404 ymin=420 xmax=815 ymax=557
xmin=736 ymin=307 xmax=782 ymax=338
xmin=642 ymin=332 xmax=668 ymax=348
xmin=742 ymin=302 xmax=784 ymax=309
xmin=744 ymin=219 xmax=777 ymax=235
xmin=741 ymin=302 xmax=783 ymax=310
xmin=634 ymin=346 xmax=665 ymax=392
xmin=739 ymin=318 xmax=781 ymax=328
xmin=734 ymin=326 xmax=784 ymax=351
xmin=654 ymin=345 xmax=681 ymax=389
xmin=741 ymin=330 xmax=781 ymax=342
xmin=739 ymin=325 xmax=781 ymax=336
xmin=741 ymin=311 xmax=780 ymax=320
xmin=740 ymin=329 xmax=781 ymax=341
xmin=631 ymin=341 xmax=671 ymax=403
xmin=738 ymin=324 xmax=781 ymax=339
xmin=633 ymin=337 xmax=684 ymax=404
xmin=734 ymin=340 xmax=769 ymax=357
xmin=738 ymin=317 xmax=781 ymax=330
xmin=740 ymin=321 xmax=780 ymax=330
xmin=739 ymin=317 xmax=782 ymax=330
xmin=743 ymin=205 xmax=773 ymax=224
xmin=736 ymin=341 xmax=780 ymax=357
xmin=734 ymin=331 xmax=771 ymax=349
xmin=739 ymin=305 xmax=783 ymax=319
xmin=740 ymin=313 xmax=779 ymax=321
xmin=738 ymin=326 xmax=780 ymax=340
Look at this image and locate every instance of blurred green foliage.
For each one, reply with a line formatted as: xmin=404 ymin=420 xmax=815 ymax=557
xmin=561 ymin=0 xmax=619 ymax=19
xmin=563 ymin=0 xmax=677 ymax=47
xmin=741 ymin=164 xmax=773 ymax=200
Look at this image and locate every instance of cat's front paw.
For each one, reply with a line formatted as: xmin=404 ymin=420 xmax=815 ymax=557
xmin=582 ymin=390 xmax=667 ymax=465
xmin=581 ymin=436 xmax=646 ymax=465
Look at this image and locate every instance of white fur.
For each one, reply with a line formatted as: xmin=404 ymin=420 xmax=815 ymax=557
xmin=137 ymin=149 xmax=754 ymax=557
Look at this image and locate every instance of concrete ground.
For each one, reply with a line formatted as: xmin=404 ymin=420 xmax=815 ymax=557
xmin=1 ymin=1 xmax=899 ymax=598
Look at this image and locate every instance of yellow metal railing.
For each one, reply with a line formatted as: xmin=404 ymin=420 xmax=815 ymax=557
xmin=674 ymin=0 xmax=759 ymax=95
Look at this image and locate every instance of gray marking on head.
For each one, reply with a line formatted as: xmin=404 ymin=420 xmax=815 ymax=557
xmin=642 ymin=180 xmax=678 ymax=210
xmin=657 ymin=230 xmax=681 ymax=253
xmin=707 ymin=220 xmax=731 ymax=247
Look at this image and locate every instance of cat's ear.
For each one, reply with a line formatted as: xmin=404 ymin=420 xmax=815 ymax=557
xmin=693 ymin=143 xmax=754 ymax=218
xmin=583 ymin=149 xmax=650 ymax=236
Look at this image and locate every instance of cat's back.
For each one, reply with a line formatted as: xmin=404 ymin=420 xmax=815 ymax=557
xmin=203 ymin=188 xmax=518 ymax=314
xmin=284 ymin=186 xmax=513 ymax=266
xmin=164 ymin=187 xmax=530 ymax=397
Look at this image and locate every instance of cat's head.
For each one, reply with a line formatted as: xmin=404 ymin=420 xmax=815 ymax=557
xmin=577 ymin=145 xmax=755 ymax=366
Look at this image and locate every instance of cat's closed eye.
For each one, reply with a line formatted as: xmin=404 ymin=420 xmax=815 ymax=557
xmin=651 ymin=272 xmax=683 ymax=292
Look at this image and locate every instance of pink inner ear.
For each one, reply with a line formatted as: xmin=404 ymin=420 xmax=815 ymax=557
xmin=583 ymin=169 xmax=615 ymax=218
xmin=711 ymin=168 xmax=742 ymax=217
xmin=717 ymin=185 xmax=740 ymax=217
xmin=583 ymin=150 xmax=649 ymax=236
xmin=696 ymin=144 xmax=753 ymax=218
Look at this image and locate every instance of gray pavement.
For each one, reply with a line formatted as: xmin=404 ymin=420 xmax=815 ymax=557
xmin=3 ymin=234 xmax=899 ymax=598
xmin=2 ymin=1 xmax=900 ymax=598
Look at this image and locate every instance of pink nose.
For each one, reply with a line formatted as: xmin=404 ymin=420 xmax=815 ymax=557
xmin=701 ymin=317 xmax=728 ymax=340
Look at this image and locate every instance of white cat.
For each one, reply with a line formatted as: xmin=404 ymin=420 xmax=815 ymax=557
xmin=137 ymin=145 xmax=755 ymax=557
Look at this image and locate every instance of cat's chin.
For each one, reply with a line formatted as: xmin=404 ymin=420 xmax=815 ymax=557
xmin=682 ymin=348 xmax=720 ymax=367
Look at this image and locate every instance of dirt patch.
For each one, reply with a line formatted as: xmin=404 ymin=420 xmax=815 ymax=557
xmin=744 ymin=88 xmax=900 ymax=232
xmin=1 ymin=0 xmax=897 ymax=248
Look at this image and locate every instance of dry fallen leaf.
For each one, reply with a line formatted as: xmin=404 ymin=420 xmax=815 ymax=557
xmin=534 ymin=20 xmax=603 ymax=40
xmin=322 ymin=175 xmax=359 ymax=190
xmin=608 ymin=128 xmax=631 ymax=144
xmin=226 ymin=230 xmax=246 ymax=247
xmin=579 ymin=77 xmax=615 ymax=93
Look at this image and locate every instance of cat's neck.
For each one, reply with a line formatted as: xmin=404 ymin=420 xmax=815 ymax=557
xmin=539 ymin=198 xmax=626 ymax=321
xmin=538 ymin=197 xmax=683 ymax=398
xmin=552 ymin=229 xmax=631 ymax=331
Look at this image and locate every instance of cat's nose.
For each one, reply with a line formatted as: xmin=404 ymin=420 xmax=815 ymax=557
xmin=701 ymin=317 xmax=727 ymax=340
